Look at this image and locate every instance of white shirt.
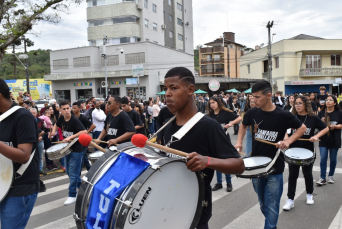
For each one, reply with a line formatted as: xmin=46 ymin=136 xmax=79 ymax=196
xmin=92 ymin=108 xmax=106 ymax=132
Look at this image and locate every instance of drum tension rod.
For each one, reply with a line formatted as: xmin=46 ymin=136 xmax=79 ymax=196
xmin=73 ymin=213 xmax=85 ymax=222
xmin=82 ymin=176 xmax=94 ymax=186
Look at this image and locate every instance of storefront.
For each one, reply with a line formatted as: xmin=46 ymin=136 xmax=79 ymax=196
xmin=284 ymin=80 xmax=334 ymax=95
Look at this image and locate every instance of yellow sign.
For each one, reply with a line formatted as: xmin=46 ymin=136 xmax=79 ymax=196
xmin=6 ymin=79 xmax=52 ymax=100
xmin=338 ymin=95 xmax=342 ymax=104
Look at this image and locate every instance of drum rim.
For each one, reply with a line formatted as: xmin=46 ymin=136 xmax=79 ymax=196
xmin=0 ymin=156 xmax=14 ymax=203
xmin=284 ymin=148 xmax=314 ymax=160
xmin=243 ymin=156 xmax=273 ymax=170
xmin=237 ymin=167 xmax=275 ymax=179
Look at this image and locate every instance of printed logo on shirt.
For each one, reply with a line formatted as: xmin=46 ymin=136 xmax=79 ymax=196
xmin=1 ymin=141 xmax=13 ymax=147
xmin=255 ymin=128 xmax=278 ymax=142
xmin=293 ymin=128 xmax=311 ymax=136
xmin=107 ymin=128 xmax=118 ymax=136
xmin=63 ymin=131 xmax=74 ymax=138
xmin=329 ymin=121 xmax=338 ymax=126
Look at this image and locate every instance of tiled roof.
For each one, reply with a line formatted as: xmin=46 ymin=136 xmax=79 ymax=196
xmin=289 ymin=34 xmax=324 ymax=40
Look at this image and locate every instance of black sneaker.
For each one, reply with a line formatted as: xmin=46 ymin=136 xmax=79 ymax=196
xmin=39 ymin=180 xmax=46 ymax=192
xmin=212 ymin=183 xmax=223 ymax=191
xmin=227 ymin=183 xmax=233 ymax=192
xmin=40 ymin=170 xmax=47 ymax=175
xmin=46 ymin=164 xmax=58 ymax=171
xmin=316 ymin=178 xmax=327 ymax=186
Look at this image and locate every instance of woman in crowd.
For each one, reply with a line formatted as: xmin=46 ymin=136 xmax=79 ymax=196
xmin=147 ymin=101 xmax=154 ymax=135
xmin=316 ymin=95 xmax=342 ymax=185
xmin=244 ymin=95 xmax=255 ymax=157
xmin=284 ymin=94 xmax=295 ymax=111
xmin=207 ymin=96 xmax=242 ymax=192
xmin=283 ymin=95 xmax=328 ymax=210
xmin=132 ymin=102 xmax=147 ymax=136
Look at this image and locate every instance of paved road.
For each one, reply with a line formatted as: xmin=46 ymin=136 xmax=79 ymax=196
xmin=26 ymin=129 xmax=342 ymax=229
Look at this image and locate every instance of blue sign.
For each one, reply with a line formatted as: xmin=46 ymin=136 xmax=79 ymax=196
xmin=126 ymin=78 xmax=138 ymax=85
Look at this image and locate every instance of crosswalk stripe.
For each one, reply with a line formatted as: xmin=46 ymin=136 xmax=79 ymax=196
xmin=221 ymin=178 xmax=306 ymax=229
xmin=31 ymin=198 xmax=67 ymax=216
xmin=43 ymin=171 xmax=87 ymax=184
xmin=38 ymin=183 xmax=69 ymax=197
xmin=34 ymin=215 xmax=75 ymax=229
xmin=328 ymin=206 xmax=342 ymax=229
xmin=312 ymin=166 xmax=342 ymax=174
xmin=212 ymin=176 xmax=251 ymax=202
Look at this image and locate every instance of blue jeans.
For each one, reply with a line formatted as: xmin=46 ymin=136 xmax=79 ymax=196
xmin=252 ymin=174 xmax=283 ymax=229
xmin=93 ymin=131 xmax=106 ymax=148
xmin=82 ymin=148 xmax=91 ymax=171
xmin=216 ymin=171 xmax=232 ymax=184
xmin=64 ymin=152 xmax=83 ymax=197
xmin=319 ymin=147 xmax=338 ymax=179
xmin=245 ymin=128 xmax=253 ymax=157
xmin=38 ymin=140 xmax=44 ymax=171
xmin=153 ymin=117 xmax=158 ymax=133
xmin=149 ymin=118 xmax=155 ymax=135
xmin=0 ymin=192 xmax=38 ymax=229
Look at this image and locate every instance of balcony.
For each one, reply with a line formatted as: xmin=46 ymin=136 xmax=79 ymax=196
xmin=200 ymin=47 xmax=213 ymax=53
xmin=213 ymin=46 xmax=224 ymax=53
xmin=262 ymin=72 xmax=269 ymax=79
xmin=299 ymin=68 xmax=342 ymax=77
xmin=201 ymin=58 xmax=224 ymax=64
xmin=200 ymin=46 xmax=224 ymax=54
xmin=201 ymin=69 xmax=224 ymax=75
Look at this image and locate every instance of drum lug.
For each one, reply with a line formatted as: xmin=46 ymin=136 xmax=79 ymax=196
xmin=82 ymin=176 xmax=94 ymax=186
xmin=202 ymin=201 xmax=208 ymax=207
xmin=151 ymin=165 xmax=162 ymax=171
xmin=115 ymin=198 xmax=132 ymax=208
xmin=73 ymin=213 xmax=84 ymax=222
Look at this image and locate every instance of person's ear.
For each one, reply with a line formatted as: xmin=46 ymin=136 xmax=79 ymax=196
xmin=188 ymin=84 xmax=195 ymax=95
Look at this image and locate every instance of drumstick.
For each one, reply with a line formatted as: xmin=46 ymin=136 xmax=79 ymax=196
xmin=52 ymin=141 xmax=71 ymax=144
xmin=92 ymin=139 xmax=108 ymax=144
xmin=79 ymin=134 xmax=107 ymax=153
xmin=255 ymin=138 xmax=278 ymax=146
xmin=297 ymin=138 xmax=320 ymax=142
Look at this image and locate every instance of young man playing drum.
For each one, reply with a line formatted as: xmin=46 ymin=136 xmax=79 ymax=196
xmin=49 ymin=100 xmax=87 ymax=206
xmin=0 ymin=79 xmax=40 ymax=229
xmin=160 ymin=67 xmax=245 ymax=229
xmin=235 ymin=80 xmax=306 ymax=229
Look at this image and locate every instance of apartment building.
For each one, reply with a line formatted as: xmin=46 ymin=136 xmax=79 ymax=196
xmin=199 ymin=32 xmax=245 ymax=78
xmin=240 ymin=34 xmax=342 ymax=94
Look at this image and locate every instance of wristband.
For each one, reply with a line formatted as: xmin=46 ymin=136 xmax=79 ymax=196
xmin=205 ymin=157 xmax=210 ymax=168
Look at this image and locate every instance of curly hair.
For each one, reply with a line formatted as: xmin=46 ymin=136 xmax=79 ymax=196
xmin=292 ymin=95 xmax=315 ymax=116
xmin=207 ymin=96 xmax=232 ymax=116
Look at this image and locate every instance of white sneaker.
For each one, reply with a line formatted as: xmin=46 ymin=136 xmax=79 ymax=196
xmin=283 ymin=199 xmax=294 ymax=211
xmin=328 ymin=176 xmax=335 ymax=184
xmin=64 ymin=197 xmax=76 ymax=206
xmin=306 ymin=194 xmax=314 ymax=205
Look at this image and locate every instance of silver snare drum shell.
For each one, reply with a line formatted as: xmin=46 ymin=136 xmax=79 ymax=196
xmin=284 ymin=148 xmax=314 ymax=165
xmin=0 ymin=154 xmax=14 ymax=202
xmin=88 ymin=151 xmax=104 ymax=165
xmin=237 ymin=156 xmax=274 ymax=179
xmin=46 ymin=138 xmax=78 ymax=160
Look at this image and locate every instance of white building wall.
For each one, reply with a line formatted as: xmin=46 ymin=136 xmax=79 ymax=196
xmin=183 ymin=0 xmax=193 ymax=55
xmin=174 ymin=0 xmax=184 ymax=51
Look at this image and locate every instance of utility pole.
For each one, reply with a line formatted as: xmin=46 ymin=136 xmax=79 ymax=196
xmin=12 ymin=44 xmax=17 ymax=79
xmin=103 ymin=35 xmax=108 ymax=98
xmin=23 ymin=38 xmax=30 ymax=94
xmin=266 ymin=21 xmax=274 ymax=88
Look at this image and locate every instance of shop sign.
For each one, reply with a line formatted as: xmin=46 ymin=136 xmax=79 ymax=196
xmin=132 ymin=64 xmax=144 ymax=77
xmin=291 ymin=81 xmax=315 ymax=85
xmin=111 ymin=81 xmax=126 ymax=85
xmin=73 ymin=82 xmax=92 ymax=86
xmin=6 ymin=79 xmax=52 ymax=100
xmin=209 ymin=80 xmax=220 ymax=91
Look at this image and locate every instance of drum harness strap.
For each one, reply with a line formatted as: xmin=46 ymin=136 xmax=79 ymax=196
xmin=0 ymin=105 xmax=36 ymax=179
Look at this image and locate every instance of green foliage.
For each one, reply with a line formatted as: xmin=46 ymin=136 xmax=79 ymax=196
xmin=0 ymin=49 xmax=50 ymax=80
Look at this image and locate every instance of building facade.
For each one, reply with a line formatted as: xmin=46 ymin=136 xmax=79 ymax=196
xmin=240 ymin=34 xmax=342 ymax=94
xmin=199 ymin=32 xmax=245 ymax=78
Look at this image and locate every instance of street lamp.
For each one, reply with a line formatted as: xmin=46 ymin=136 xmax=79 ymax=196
xmin=272 ymin=33 xmax=276 ymax=43
xmin=12 ymin=53 xmax=30 ymax=93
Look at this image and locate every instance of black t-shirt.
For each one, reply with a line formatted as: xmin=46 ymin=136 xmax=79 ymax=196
xmin=229 ymin=103 xmax=241 ymax=114
xmin=105 ymin=111 xmax=136 ymax=143
xmin=209 ymin=110 xmax=239 ymax=131
xmin=0 ymin=105 xmax=39 ymax=197
xmin=311 ymin=101 xmax=317 ymax=112
xmin=317 ymin=94 xmax=327 ymax=107
xmin=289 ymin=114 xmax=326 ymax=151
xmin=318 ymin=109 xmax=342 ymax=148
xmin=156 ymin=107 xmax=174 ymax=142
xmin=77 ymin=114 xmax=93 ymax=130
xmin=137 ymin=113 xmax=146 ymax=135
xmin=56 ymin=115 xmax=85 ymax=152
xmin=339 ymin=101 xmax=342 ymax=109
xmin=161 ymin=116 xmax=240 ymax=225
xmin=243 ymin=107 xmax=303 ymax=174
xmin=126 ymin=109 xmax=143 ymax=129
xmin=273 ymin=96 xmax=285 ymax=108
xmin=284 ymin=105 xmax=292 ymax=111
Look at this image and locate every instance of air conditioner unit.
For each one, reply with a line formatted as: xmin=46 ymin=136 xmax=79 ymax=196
xmin=101 ymin=81 xmax=107 ymax=88
xmin=185 ymin=22 xmax=189 ymax=26
xmin=136 ymin=4 xmax=142 ymax=10
xmin=161 ymin=24 xmax=166 ymax=29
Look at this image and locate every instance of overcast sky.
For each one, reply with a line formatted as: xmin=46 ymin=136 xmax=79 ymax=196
xmin=22 ymin=0 xmax=342 ymax=52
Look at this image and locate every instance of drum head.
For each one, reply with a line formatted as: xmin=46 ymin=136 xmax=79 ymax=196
xmin=46 ymin=143 xmax=69 ymax=152
xmin=89 ymin=151 xmax=104 ymax=158
xmin=285 ymin=148 xmax=313 ymax=160
xmin=0 ymin=154 xmax=13 ymax=202
xmin=243 ymin=156 xmax=272 ymax=169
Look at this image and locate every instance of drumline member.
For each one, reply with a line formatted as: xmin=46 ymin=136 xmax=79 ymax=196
xmin=283 ymin=94 xmax=294 ymax=111
xmin=94 ymin=96 xmax=136 ymax=146
xmin=317 ymin=86 xmax=327 ymax=111
xmin=121 ymin=97 xmax=144 ymax=133
xmin=316 ymin=95 xmax=342 ymax=185
xmin=273 ymin=91 xmax=285 ymax=108
xmin=282 ymin=95 xmax=328 ymax=211
xmin=208 ymin=96 xmax=242 ymax=192
xmin=49 ymin=100 xmax=87 ymax=205
xmin=160 ymin=67 xmax=245 ymax=229
xmin=0 ymin=79 xmax=40 ymax=229
xmin=235 ymin=80 xmax=306 ymax=229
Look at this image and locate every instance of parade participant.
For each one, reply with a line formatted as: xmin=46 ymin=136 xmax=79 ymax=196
xmin=208 ymin=96 xmax=242 ymax=192
xmin=305 ymin=93 xmax=317 ymax=114
xmin=284 ymin=94 xmax=294 ymax=111
xmin=235 ymin=80 xmax=306 ymax=229
xmin=273 ymin=91 xmax=285 ymax=108
xmin=229 ymin=96 xmax=241 ymax=135
xmin=283 ymin=96 xmax=328 ymax=210
xmin=317 ymin=86 xmax=327 ymax=111
xmin=91 ymin=100 xmax=106 ymax=141
xmin=244 ymin=97 xmax=255 ymax=157
xmin=317 ymin=95 xmax=342 ymax=185
xmin=49 ymin=100 xmax=87 ymax=205
xmin=121 ymin=97 xmax=143 ymax=133
xmin=0 ymin=79 xmax=39 ymax=229
xmin=132 ymin=102 xmax=147 ymax=135
xmin=160 ymin=67 xmax=244 ymax=229
xmin=95 ymin=96 xmax=136 ymax=146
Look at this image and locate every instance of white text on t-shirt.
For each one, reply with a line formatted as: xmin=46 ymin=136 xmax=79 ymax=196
xmin=107 ymin=128 xmax=118 ymax=136
xmin=255 ymin=129 xmax=278 ymax=142
xmin=63 ymin=131 xmax=74 ymax=138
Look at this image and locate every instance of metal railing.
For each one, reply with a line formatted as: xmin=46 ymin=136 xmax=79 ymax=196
xmin=200 ymin=47 xmax=213 ymax=53
xmin=299 ymin=68 xmax=342 ymax=77
xmin=201 ymin=58 xmax=224 ymax=64
xmin=213 ymin=46 xmax=224 ymax=52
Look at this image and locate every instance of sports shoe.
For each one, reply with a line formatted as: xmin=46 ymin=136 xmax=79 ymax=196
xmin=283 ymin=199 xmax=294 ymax=211
xmin=328 ymin=176 xmax=335 ymax=184
xmin=306 ymin=194 xmax=314 ymax=205
xmin=46 ymin=164 xmax=58 ymax=171
xmin=226 ymin=183 xmax=233 ymax=192
xmin=60 ymin=166 xmax=66 ymax=172
xmin=64 ymin=197 xmax=76 ymax=206
xmin=316 ymin=178 xmax=327 ymax=186
xmin=40 ymin=170 xmax=47 ymax=175
xmin=39 ymin=180 xmax=46 ymax=192
xmin=212 ymin=183 xmax=223 ymax=191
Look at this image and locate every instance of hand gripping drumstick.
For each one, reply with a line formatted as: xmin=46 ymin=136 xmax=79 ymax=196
xmin=255 ymin=138 xmax=279 ymax=146
xmin=131 ymin=134 xmax=188 ymax=157
xmin=79 ymin=133 xmax=107 ymax=153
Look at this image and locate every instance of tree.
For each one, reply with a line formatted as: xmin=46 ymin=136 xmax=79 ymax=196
xmin=194 ymin=44 xmax=202 ymax=72
xmin=10 ymin=38 xmax=22 ymax=79
xmin=0 ymin=0 xmax=80 ymax=62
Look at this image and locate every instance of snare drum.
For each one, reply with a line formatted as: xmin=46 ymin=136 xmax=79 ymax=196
xmin=88 ymin=151 xmax=104 ymax=165
xmin=0 ymin=154 xmax=14 ymax=202
xmin=237 ymin=156 xmax=274 ymax=178
xmin=46 ymin=138 xmax=78 ymax=160
xmin=284 ymin=148 xmax=314 ymax=165
xmin=74 ymin=143 xmax=205 ymax=229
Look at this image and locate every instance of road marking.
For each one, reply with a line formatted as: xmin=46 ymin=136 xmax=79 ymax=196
xmin=43 ymin=170 xmax=87 ymax=184
xmin=221 ymin=178 xmax=306 ymax=229
xmin=329 ymin=206 xmax=342 ymax=229
xmin=38 ymin=183 xmax=69 ymax=197
xmin=312 ymin=166 xmax=342 ymax=174
xmin=212 ymin=176 xmax=251 ymax=202
xmin=34 ymin=215 xmax=75 ymax=229
xmin=31 ymin=198 xmax=70 ymax=216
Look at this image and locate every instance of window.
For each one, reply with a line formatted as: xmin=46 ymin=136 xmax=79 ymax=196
xmin=177 ymin=3 xmax=182 ymax=10
xmin=153 ymin=23 xmax=157 ymax=31
xmin=177 ymin=18 xmax=183 ymax=26
xmin=144 ymin=19 xmax=148 ymax=28
xmin=275 ymin=57 xmax=279 ymax=68
xmin=152 ymin=4 xmax=157 ymax=13
xmin=178 ymin=33 xmax=183 ymax=41
xmin=202 ymin=54 xmax=205 ymax=58
xmin=247 ymin=65 xmax=250 ymax=74
xmin=125 ymin=52 xmax=145 ymax=64
xmin=331 ymin=55 xmax=341 ymax=66
xmin=214 ymin=54 xmax=220 ymax=60
xmin=101 ymin=55 xmax=119 ymax=66
xmin=207 ymin=54 xmax=212 ymax=60
xmin=230 ymin=45 xmax=234 ymax=49
xmin=73 ymin=56 xmax=91 ymax=68
xmin=88 ymin=16 xmax=138 ymax=27
xmin=169 ymin=14 xmax=173 ymax=22
xmin=168 ymin=0 xmax=172 ymax=6
xmin=88 ymin=0 xmax=137 ymax=7
xmin=169 ymin=31 xmax=173 ymax=38
xmin=53 ymin=59 xmax=68 ymax=70
xmin=306 ymin=55 xmax=321 ymax=68
xmin=144 ymin=0 xmax=148 ymax=8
